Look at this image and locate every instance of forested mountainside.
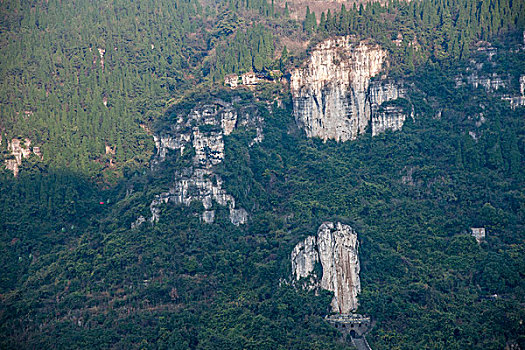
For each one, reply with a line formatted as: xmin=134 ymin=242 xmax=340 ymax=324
xmin=1 ymin=0 xmax=524 ymax=349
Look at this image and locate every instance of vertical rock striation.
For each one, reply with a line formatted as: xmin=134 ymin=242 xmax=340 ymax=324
xmin=291 ymin=36 xmax=410 ymax=141
xmin=291 ymin=222 xmax=361 ymax=313
xmin=291 ymin=235 xmax=319 ymax=289
xmin=369 ymin=81 xmax=410 ymax=136
xmin=291 ymin=37 xmax=386 ymax=142
xmin=466 ymin=72 xmax=506 ymax=91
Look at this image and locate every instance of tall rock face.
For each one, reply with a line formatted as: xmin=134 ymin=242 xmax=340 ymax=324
xmin=291 ymin=235 xmax=319 ymax=288
xmin=291 ymin=222 xmax=361 ymax=313
xmin=133 ymin=100 xmax=261 ymax=228
xmin=291 ymin=36 xmax=409 ymax=141
xmin=369 ymin=81 xmax=410 ymax=136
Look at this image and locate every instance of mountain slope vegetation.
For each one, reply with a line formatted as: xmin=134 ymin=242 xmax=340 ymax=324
xmin=1 ymin=0 xmax=524 ymax=349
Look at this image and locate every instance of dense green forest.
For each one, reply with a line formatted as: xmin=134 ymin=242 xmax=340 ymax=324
xmin=1 ymin=0 xmax=524 ymax=348
xmin=314 ymin=0 xmax=525 ymax=65
xmin=1 ymin=0 xmax=523 ymax=177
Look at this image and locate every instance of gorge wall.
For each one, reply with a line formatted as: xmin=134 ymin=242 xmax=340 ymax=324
xmin=290 ymin=36 xmax=410 ymax=141
xmin=291 ymin=222 xmax=361 ymax=313
xmin=133 ymin=100 xmax=262 ymax=228
xmin=455 ymin=42 xmax=525 ymax=109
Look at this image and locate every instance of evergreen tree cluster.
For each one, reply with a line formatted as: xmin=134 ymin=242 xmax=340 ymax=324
xmin=311 ymin=0 xmax=524 ymax=72
xmin=0 ymin=1 xmax=524 ymax=348
xmin=0 ymin=0 xmax=205 ymax=178
xmin=1 ymin=59 xmax=524 ymax=347
xmin=303 ymin=6 xmax=317 ymax=34
xmin=207 ymin=24 xmax=275 ymax=80
xmin=3 ymin=0 xmax=522 ymax=179
xmin=226 ymin=0 xmax=276 ymax=17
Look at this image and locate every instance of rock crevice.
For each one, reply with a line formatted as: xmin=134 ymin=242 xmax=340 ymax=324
xmin=291 ymin=222 xmax=361 ymax=313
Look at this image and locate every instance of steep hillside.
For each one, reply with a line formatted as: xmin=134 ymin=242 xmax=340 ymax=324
xmin=1 ymin=0 xmax=524 ymax=349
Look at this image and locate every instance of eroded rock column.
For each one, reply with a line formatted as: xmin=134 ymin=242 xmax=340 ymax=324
xmin=291 ymin=222 xmax=361 ymax=313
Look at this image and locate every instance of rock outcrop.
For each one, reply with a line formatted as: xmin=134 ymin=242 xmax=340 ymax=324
xmin=369 ymin=81 xmax=410 ymax=136
xmin=471 ymin=227 xmax=486 ymax=243
xmin=459 ymin=70 xmax=525 ymax=109
xmin=291 ymin=37 xmax=410 ymax=141
xmin=503 ymin=75 xmax=525 ymax=109
xmin=465 ymin=73 xmax=506 ymax=91
xmin=291 ymin=37 xmax=385 ymax=142
xmin=455 ymin=44 xmax=525 ymax=109
xmin=291 ymin=222 xmax=361 ymax=313
xmin=3 ymin=138 xmax=42 ymax=177
xmin=135 ymin=100 xmax=260 ymax=227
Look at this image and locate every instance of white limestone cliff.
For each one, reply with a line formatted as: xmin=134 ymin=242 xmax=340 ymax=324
xmin=291 ymin=235 xmax=319 ymax=289
xmin=291 ymin=222 xmax=361 ymax=313
xmin=134 ymin=101 xmax=257 ymax=227
xmin=291 ymin=37 xmax=409 ymax=141
xmin=369 ymin=81 xmax=410 ymax=136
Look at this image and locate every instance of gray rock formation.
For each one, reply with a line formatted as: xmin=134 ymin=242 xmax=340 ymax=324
xmin=4 ymin=138 xmax=42 ymax=177
xmin=466 ymin=73 xmax=506 ymax=91
xmin=471 ymin=227 xmax=486 ymax=243
xmin=462 ymin=72 xmax=525 ymax=109
xmin=503 ymin=75 xmax=525 ymax=109
xmin=134 ymin=101 xmax=258 ymax=228
xmin=291 ymin=235 xmax=319 ymax=289
xmin=131 ymin=215 xmax=146 ymax=229
xmin=369 ymin=81 xmax=410 ymax=136
xmin=454 ymin=46 xmax=525 ymax=109
xmin=291 ymin=222 xmax=361 ymax=313
xmin=290 ymin=37 xmax=409 ymax=141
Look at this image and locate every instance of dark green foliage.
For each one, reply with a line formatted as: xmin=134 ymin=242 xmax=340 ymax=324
xmin=206 ymin=24 xmax=275 ymax=80
xmin=1 ymin=0 xmax=524 ymax=349
xmin=303 ymin=6 xmax=317 ymax=34
xmin=3 ymin=59 xmax=524 ymax=347
xmin=312 ymin=0 xmax=525 ymax=74
xmin=0 ymin=170 xmax=346 ymax=349
xmin=1 ymin=0 xmax=206 ymax=178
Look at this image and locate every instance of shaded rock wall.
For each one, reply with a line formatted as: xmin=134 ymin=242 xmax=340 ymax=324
xmin=369 ymin=81 xmax=409 ymax=136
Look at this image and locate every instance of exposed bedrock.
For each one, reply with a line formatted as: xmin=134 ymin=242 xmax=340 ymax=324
xmin=133 ymin=101 xmax=260 ymax=227
xmin=291 ymin=36 xmax=410 ymax=141
xmin=292 ymin=222 xmax=361 ymax=313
